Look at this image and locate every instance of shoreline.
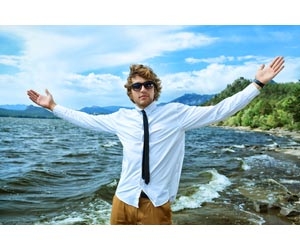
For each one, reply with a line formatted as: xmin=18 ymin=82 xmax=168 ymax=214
xmin=227 ymin=126 xmax=300 ymax=140
xmin=218 ymin=126 xmax=300 ymax=158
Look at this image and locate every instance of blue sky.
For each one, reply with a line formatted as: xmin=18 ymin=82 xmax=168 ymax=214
xmin=1 ymin=25 xmax=300 ymax=109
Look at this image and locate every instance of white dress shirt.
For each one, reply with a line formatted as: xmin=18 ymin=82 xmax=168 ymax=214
xmin=53 ymin=83 xmax=260 ymax=207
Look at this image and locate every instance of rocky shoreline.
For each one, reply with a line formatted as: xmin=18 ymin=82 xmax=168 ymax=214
xmin=246 ymin=127 xmax=300 ymax=142
xmin=221 ymin=126 xmax=300 ymax=225
xmin=221 ymin=126 xmax=300 ymax=158
xmin=174 ymin=126 xmax=300 ymax=225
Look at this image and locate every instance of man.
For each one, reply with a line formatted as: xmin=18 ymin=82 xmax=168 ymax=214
xmin=27 ymin=56 xmax=285 ymax=225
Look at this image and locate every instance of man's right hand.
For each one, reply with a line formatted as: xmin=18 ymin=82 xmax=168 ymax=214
xmin=27 ymin=89 xmax=57 ymax=111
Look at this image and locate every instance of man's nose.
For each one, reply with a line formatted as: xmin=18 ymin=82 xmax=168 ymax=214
xmin=140 ymin=85 xmax=147 ymax=91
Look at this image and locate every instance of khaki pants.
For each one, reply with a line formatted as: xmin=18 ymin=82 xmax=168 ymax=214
xmin=110 ymin=195 xmax=172 ymax=225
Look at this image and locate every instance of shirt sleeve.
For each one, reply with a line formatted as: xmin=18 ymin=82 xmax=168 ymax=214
xmin=53 ymin=105 xmax=117 ymax=133
xmin=178 ymin=83 xmax=260 ymax=130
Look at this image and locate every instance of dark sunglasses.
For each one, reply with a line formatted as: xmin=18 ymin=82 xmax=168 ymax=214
xmin=131 ymin=81 xmax=156 ymax=91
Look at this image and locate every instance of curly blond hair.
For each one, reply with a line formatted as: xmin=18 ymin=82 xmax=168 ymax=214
xmin=124 ymin=64 xmax=162 ymax=103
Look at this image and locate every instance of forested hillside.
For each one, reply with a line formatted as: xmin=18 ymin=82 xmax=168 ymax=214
xmin=202 ymin=77 xmax=300 ymax=131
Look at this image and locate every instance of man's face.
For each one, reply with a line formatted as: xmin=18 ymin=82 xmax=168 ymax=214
xmin=130 ymin=75 xmax=155 ymax=109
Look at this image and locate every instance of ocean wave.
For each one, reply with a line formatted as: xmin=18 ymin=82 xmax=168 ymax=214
xmin=171 ymin=169 xmax=231 ymax=212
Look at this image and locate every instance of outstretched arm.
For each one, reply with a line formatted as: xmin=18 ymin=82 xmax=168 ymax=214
xmin=254 ymin=56 xmax=285 ymax=89
xmin=27 ymin=89 xmax=57 ymax=111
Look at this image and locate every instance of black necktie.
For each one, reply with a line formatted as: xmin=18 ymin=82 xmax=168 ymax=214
xmin=141 ymin=110 xmax=150 ymax=184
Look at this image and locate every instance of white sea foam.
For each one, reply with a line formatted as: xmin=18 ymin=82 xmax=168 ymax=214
xmin=102 ymin=140 xmax=118 ymax=147
xmin=41 ymin=199 xmax=112 ymax=225
xmin=235 ymin=157 xmax=251 ymax=170
xmin=221 ymin=147 xmax=236 ymax=153
xmin=237 ymin=154 xmax=282 ymax=171
xmin=171 ymin=169 xmax=231 ymax=212
xmin=233 ymin=144 xmax=245 ymax=149
xmin=279 ymin=178 xmax=300 ymax=184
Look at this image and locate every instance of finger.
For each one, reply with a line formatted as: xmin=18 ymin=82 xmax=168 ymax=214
xmin=260 ymin=64 xmax=265 ymax=71
xmin=273 ymin=58 xmax=285 ymax=73
xmin=269 ymin=56 xmax=280 ymax=68
xmin=28 ymin=90 xmax=39 ymax=97
xmin=273 ymin=65 xmax=285 ymax=77
xmin=27 ymin=90 xmax=37 ymax=98
xmin=27 ymin=90 xmax=41 ymax=103
xmin=275 ymin=64 xmax=285 ymax=74
xmin=270 ymin=56 xmax=284 ymax=69
xmin=27 ymin=93 xmax=37 ymax=102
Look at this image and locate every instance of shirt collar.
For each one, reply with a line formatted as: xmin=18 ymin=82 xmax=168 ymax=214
xmin=135 ymin=101 xmax=157 ymax=114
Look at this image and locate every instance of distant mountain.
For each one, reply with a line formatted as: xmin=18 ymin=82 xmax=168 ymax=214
xmin=0 ymin=93 xmax=215 ymax=118
xmin=0 ymin=104 xmax=28 ymax=110
xmin=0 ymin=105 xmax=55 ymax=118
xmin=79 ymin=106 xmax=131 ymax=115
xmin=24 ymin=105 xmax=56 ymax=118
xmin=169 ymin=93 xmax=215 ymax=106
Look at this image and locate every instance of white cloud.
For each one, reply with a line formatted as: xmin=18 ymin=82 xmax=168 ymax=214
xmin=276 ymin=56 xmax=300 ymax=83
xmin=0 ymin=55 xmax=21 ymax=67
xmin=185 ymin=55 xmax=234 ymax=64
xmin=160 ymin=57 xmax=295 ymax=102
xmin=0 ymin=26 xmax=220 ymax=107
xmin=1 ymin=26 xmax=300 ymax=108
xmin=7 ymin=26 xmax=217 ymax=72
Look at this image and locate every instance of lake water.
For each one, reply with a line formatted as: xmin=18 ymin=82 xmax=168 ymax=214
xmin=1 ymin=117 xmax=299 ymax=225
